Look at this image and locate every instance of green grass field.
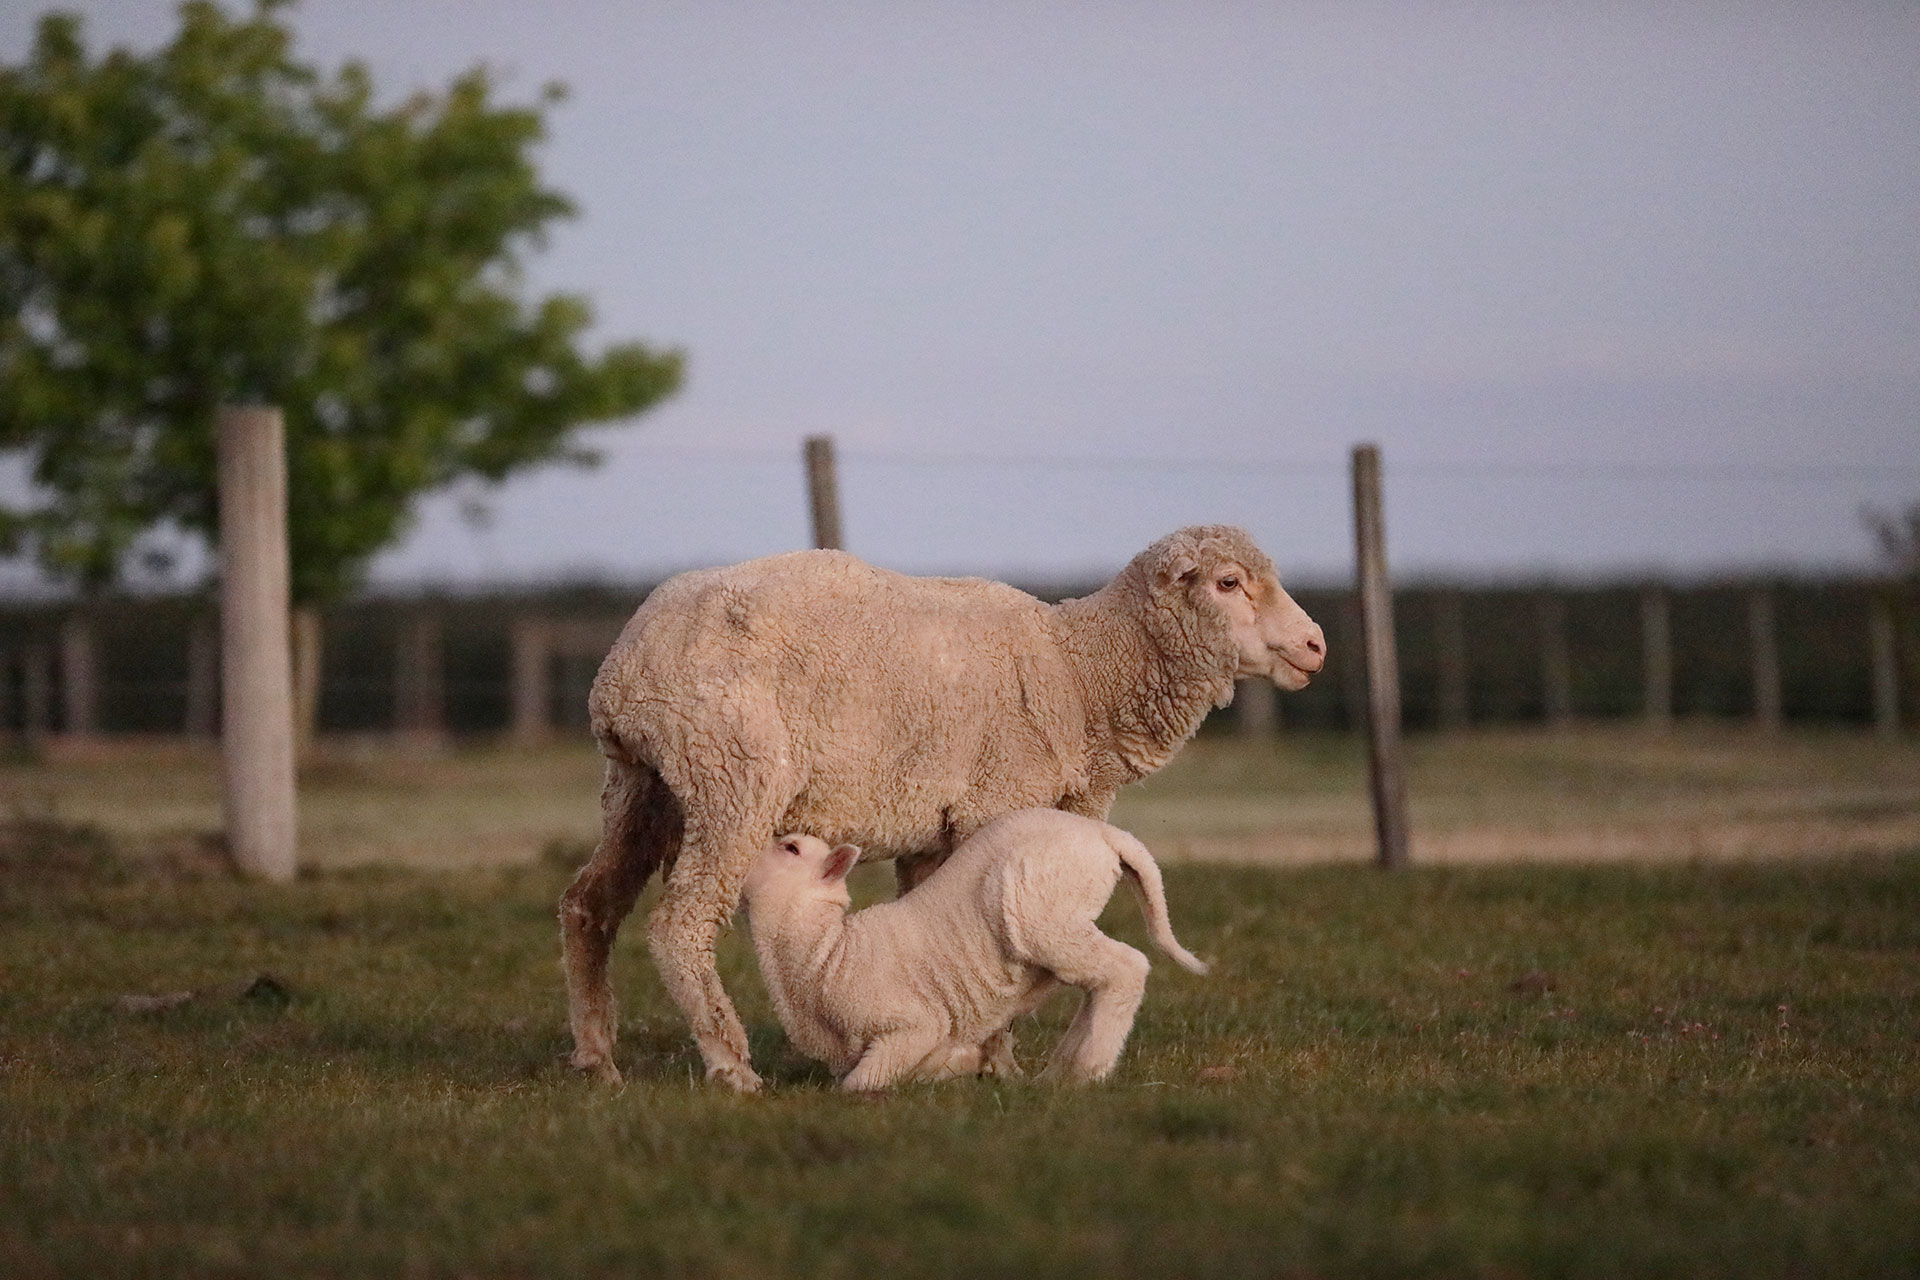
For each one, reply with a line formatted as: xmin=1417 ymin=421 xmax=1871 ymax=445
xmin=3 ymin=800 xmax=1918 ymax=1277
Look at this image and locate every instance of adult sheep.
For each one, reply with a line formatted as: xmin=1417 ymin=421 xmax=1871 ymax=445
xmin=561 ymin=524 xmax=1325 ymax=1090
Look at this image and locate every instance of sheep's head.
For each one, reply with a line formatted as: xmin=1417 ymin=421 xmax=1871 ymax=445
xmin=1138 ymin=525 xmax=1326 ymax=692
xmin=743 ymin=833 xmax=863 ymax=910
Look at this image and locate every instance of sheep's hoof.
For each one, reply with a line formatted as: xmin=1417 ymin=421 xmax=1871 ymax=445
xmin=571 ymin=1052 xmax=624 ymax=1087
xmin=707 ymin=1062 xmax=763 ymax=1094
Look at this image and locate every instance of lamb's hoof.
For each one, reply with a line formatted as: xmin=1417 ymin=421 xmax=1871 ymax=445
xmin=980 ymin=1042 xmax=1022 ymax=1079
xmin=707 ymin=1061 xmax=763 ymax=1094
xmin=571 ymin=1051 xmax=624 ymax=1087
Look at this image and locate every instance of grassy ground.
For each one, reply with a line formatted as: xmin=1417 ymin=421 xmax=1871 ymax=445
xmin=2 ymin=828 xmax=1918 ymax=1277
xmin=6 ymin=723 xmax=1919 ymax=869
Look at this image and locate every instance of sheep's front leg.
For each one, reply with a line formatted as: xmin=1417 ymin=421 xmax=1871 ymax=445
xmin=841 ymin=1028 xmax=946 ymax=1093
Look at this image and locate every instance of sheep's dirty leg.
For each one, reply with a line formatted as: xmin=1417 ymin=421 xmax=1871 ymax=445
xmin=561 ymin=759 xmax=678 ymax=1085
xmin=1031 ymin=931 xmax=1151 ymax=1083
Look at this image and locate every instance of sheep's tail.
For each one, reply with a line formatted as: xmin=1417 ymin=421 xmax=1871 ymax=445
xmin=1104 ymin=826 xmax=1209 ymax=976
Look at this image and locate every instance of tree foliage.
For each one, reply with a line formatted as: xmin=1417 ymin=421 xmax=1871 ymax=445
xmin=0 ymin=0 xmax=682 ymax=602
xmin=1863 ymin=503 xmax=1920 ymax=580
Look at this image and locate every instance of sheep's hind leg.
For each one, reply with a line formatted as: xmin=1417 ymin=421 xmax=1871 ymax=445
xmin=647 ymin=848 xmax=767 ymax=1092
xmin=561 ymin=758 xmax=679 ymax=1085
xmin=1030 ymin=929 xmax=1151 ymax=1083
xmin=645 ymin=746 xmax=792 ymax=1093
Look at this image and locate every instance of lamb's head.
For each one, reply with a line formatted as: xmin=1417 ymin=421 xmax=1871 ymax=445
xmin=1136 ymin=525 xmax=1326 ymax=692
xmin=743 ymin=833 xmax=863 ymax=912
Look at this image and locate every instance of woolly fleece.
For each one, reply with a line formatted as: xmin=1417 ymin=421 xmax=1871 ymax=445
xmin=743 ymin=808 xmax=1209 ymax=1091
xmin=559 ymin=524 xmax=1323 ymax=1090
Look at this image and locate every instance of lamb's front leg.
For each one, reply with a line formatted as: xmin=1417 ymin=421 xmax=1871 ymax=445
xmin=907 ymin=1041 xmax=985 ymax=1083
xmin=841 ymin=1028 xmax=946 ymax=1093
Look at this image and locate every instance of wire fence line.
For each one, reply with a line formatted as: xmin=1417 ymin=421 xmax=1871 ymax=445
xmin=616 ymin=441 xmax=1920 ymax=481
xmin=0 ymin=441 xmax=1913 ymax=743
xmin=0 ymin=574 xmax=1910 ymax=745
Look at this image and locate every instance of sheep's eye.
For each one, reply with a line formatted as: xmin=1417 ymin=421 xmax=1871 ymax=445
xmin=1217 ymin=575 xmax=1239 ymax=592
xmin=781 ymin=841 xmax=799 ymax=855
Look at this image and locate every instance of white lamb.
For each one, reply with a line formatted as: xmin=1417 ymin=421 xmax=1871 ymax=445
xmin=741 ymin=808 xmax=1209 ymax=1092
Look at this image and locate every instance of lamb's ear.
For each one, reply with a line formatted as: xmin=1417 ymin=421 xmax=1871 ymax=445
xmin=822 ymin=845 xmax=861 ymax=882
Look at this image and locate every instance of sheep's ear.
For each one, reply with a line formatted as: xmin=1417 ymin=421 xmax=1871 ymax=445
xmin=822 ymin=845 xmax=861 ymax=882
xmin=1151 ymin=549 xmax=1200 ymax=594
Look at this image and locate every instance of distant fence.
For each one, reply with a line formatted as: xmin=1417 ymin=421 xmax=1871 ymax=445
xmin=0 ymin=576 xmax=1910 ymax=745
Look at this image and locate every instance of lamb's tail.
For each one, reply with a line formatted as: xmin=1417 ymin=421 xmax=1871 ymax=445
xmin=1103 ymin=825 xmax=1209 ymax=976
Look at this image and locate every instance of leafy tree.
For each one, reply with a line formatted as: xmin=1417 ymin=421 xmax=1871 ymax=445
xmin=0 ymin=0 xmax=683 ymax=605
xmin=1863 ymin=503 xmax=1920 ymax=579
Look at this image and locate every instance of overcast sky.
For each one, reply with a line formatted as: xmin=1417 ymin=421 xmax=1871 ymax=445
xmin=4 ymin=1 xmax=1917 ymax=586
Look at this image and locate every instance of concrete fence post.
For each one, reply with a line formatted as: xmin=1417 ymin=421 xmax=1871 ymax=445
xmin=217 ymin=405 xmax=298 ymax=882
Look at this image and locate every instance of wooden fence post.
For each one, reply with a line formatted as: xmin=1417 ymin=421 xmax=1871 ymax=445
xmin=510 ymin=616 xmax=551 ymax=744
xmin=1536 ymin=591 xmax=1572 ymax=727
xmin=1870 ymin=594 xmax=1900 ymax=737
xmin=290 ymin=606 xmax=323 ymax=754
xmin=21 ymin=642 xmax=51 ymax=744
xmin=1352 ymin=444 xmax=1409 ymax=869
xmin=1748 ymin=587 xmax=1782 ymax=732
xmin=804 ymin=434 xmax=843 ymax=550
xmin=1641 ymin=585 xmax=1672 ymax=729
xmin=1434 ymin=590 xmax=1470 ymax=731
xmin=1235 ymin=678 xmax=1278 ymax=738
xmin=184 ymin=613 xmax=219 ymax=739
xmin=217 ymin=405 xmax=298 ymax=882
xmin=394 ymin=608 xmax=446 ymax=744
xmin=59 ymin=611 xmax=97 ymax=740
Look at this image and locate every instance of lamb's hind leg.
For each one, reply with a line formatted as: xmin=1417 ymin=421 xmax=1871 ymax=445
xmin=1029 ymin=928 xmax=1151 ymax=1083
xmin=561 ymin=757 xmax=679 ymax=1085
xmin=977 ymin=975 xmax=1061 ymax=1078
xmin=842 ymin=1027 xmax=947 ymax=1092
